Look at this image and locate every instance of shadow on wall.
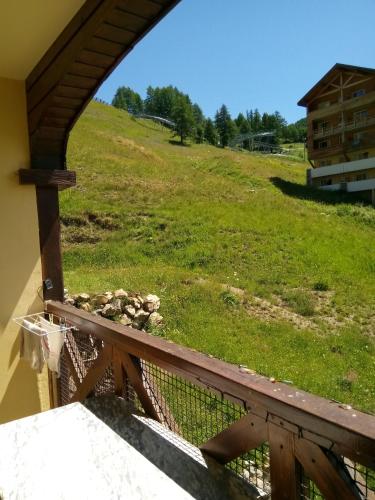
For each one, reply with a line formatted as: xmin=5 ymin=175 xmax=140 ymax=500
xmin=0 ymin=77 xmax=46 ymax=423
xmin=0 ymin=360 xmax=42 ymax=425
xmin=270 ymin=177 xmax=365 ymax=206
xmin=0 ymin=295 xmax=46 ymax=424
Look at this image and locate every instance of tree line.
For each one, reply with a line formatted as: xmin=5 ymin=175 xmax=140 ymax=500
xmin=112 ymin=85 xmax=307 ymax=146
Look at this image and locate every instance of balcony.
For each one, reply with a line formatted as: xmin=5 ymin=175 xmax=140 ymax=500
xmin=308 ymin=143 xmax=344 ymax=161
xmin=2 ymin=300 xmax=373 ymax=499
xmin=312 ymin=115 xmax=375 ymax=140
xmin=308 ymin=90 xmax=375 ymax=120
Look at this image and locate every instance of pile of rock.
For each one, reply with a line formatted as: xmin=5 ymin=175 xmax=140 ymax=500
xmin=64 ymin=289 xmax=163 ymax=331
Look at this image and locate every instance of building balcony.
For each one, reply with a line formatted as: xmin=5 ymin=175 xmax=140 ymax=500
xmin=312 ymin=115 xmax=375 ymax=140
xmin=308 ymin=143 xmax=344 ymax=160
xmin=1 ymin=300 xmax=374 ymax=499
xmin=308 ymin=90 xmax=375 ymax=120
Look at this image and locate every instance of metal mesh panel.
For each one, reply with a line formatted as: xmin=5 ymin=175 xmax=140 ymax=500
xmin=344 ymin=459 xmax=375 ymax=499
xmin=301 ymin=477 xmax=323 ymax=500
xmin=59 ymin=328 xmax=142 ymax=408
xmin=140 ymin=361 xmax=271 ymax=495
xmin=301 ymin=458 xmax=375 ymax=499
xmin=57 ymin=329 xmax=375 ymax=499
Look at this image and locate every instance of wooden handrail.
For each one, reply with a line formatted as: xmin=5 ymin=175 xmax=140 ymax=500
xmin=46 ymin=300 xmax=375 ymax=471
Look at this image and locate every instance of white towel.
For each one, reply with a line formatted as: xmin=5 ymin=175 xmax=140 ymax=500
xmin=39 ymin=317 xmax=65 ymax=376
xmin=20 ymin=319 xmax=45 ymax=373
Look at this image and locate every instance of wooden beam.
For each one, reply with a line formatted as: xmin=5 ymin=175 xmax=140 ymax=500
xmin=200 ymin=413 xmax=267 ymax=464
xmin=295 ymin=438 xmax=364 ymax=500
xmin=27 ymin=0 xmax=118 ymax=115
xmin=142 ymin=368 xmax=180 ymax=432
xmin=70 ymin=344 xmax=112 ymax=403
xmin=112 ymin=347 xmax=125 ymax=396
xmin=120 ymin=352 xmax=161 ymax=422
xmin=268 ymin=423 xmax=300 ymax=500
xmin=45 ymin=301 xmax=375 ymax=470
xmin=36 ymin=188 xmax=64 ymax=301
xmin=26 ymin=0 xmax=181 ymax=170
xmin=19 ymin=169 xmax=76 ymax=190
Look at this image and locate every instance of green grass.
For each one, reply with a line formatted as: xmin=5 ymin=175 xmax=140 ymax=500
xmin=281 ymin=142 xmax=306 ymax=160
xmin=62 ymin=102 xmax=375 ymax=413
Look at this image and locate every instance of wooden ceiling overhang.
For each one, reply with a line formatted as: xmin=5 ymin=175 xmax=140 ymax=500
xmin=26 ymin=0 xmax=180 ymax=170
xmin=297 ymin=63 xmax=375 ymax=108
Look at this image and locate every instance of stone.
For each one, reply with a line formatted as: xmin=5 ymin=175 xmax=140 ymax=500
xmin=79 ymin=302 xmax=92 ymax=313
xmin=104 ymin=291 xmax=114 ymax=301
xmin=132 ymin=309 xmax=150 ymax=328
xmin=128 ymin=296 xmax=142 ymax=310
xmin=102 ymin=303 xmax=118 ymax=318
xmin=64 ymin=297 xmax=75 ymax=306
xmin=112 ymin=298 xmax=123 ymax=314
xmin=76 ymin=293 xmax=90 ymax=303
xmin=114 ymin=288 xmax=128 ymax=299
xmin=148 ymin=312 xmax=163 ymax=327
xmin=94 ymin=294 xmax=109 ymax=306
xmin=93 ymin=309 xmax=103 ymax=316
xmin=119 ymin=314 xmax=132 ymax=326
xmin=124 ymin=305 xmax=136 ymax=318
xmin=143 ymin=294 xmax=160 ymax=313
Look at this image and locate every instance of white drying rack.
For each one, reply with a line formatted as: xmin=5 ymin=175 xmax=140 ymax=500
xmin=13 ymin=313 xmax=75 ymax=337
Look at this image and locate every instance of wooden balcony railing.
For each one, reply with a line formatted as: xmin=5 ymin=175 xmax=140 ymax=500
xmin=45 ymin=301 xmax=375 ymax=500
xmin=312 ymin=116 xmax=375 ymax=140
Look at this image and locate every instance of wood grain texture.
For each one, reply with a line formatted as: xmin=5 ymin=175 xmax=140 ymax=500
xmin=36 ymin=188 xmax=64 ymax=301
xmin=19 ymin=169 xmax=76 ymax=190
xmin=120 ymin=352 xmax=161 ymax=422
xmin=295 ymin=438 xmax=363 ymax=500
xmin=268 ymin=423 xmax=300 ymax=500
xmin=200 ymin=413 xmax=267 ymax=464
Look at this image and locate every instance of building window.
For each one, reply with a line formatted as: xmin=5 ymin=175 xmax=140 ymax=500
xmin=352 ymin=89 xmax=365 ymax=98
xmin=353 ymin=110 xmax=368 ymax=122
xmin=318 ymin=140 xmax=329 ymax=149
xmin=356 ymin=173 xmax=367 ymax=181
xmin=353 ymin=132 xmax=363 ymax=146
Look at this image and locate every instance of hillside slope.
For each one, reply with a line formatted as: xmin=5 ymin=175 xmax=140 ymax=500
xmin=62 ymin=101 xmax=375 ymax=412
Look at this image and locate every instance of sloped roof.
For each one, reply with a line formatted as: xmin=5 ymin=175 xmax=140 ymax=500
xmin=297 ymin=63 xmax=375 ymax=107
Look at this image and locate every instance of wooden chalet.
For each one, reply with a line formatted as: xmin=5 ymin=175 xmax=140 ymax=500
xmin=298 ymin=64 xmax=375 ymax=203
xmin=0 ymin=3 xmax=374 ymax=498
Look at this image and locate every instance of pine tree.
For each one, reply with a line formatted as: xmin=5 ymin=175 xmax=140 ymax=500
xmin=235 ymin=112 xmax=251 ymax=134
xmin=252 ymin=109 xmax=262 ymax=132
xmin=112 ymin=87 xmax=143 ymax=114
xmin=172 ymin=97 xmax=195 ymax=145
xmin=192 ymin=103 xmax=204 ymax=126
xmin=215 ymin=105 xmax=235 ymax=147
xmin=204 ymin=118 xmax=218 ymax=145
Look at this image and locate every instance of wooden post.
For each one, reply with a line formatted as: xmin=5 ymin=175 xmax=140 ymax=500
xmin=268 ymin=423 xmax=301 ymax=500
xmin=36 ymin=186 xmax=64 ymax=409
xmin=35 ymin=186 xmax=64 ymax=301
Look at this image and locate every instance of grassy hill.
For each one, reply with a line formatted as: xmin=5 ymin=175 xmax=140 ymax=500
xmin=62 ymin=101 xmax=375 ymax=412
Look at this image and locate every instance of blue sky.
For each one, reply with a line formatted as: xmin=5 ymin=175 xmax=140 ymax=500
xmin=96 ymin=0 xmax=375 ymax=124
